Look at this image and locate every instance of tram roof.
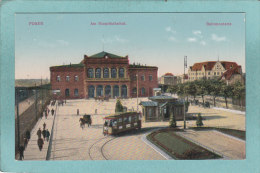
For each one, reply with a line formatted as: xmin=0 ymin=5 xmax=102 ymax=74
xmin=104 ymin=112 xmax=139 ymax=119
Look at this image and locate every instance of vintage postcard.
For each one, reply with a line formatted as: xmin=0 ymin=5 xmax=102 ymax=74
xmin=14 ymin=12 xmax=246 ymax=161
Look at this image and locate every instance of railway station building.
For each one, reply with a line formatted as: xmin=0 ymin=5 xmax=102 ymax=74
xmin=50 ymin=51 xmax=158 ymax=99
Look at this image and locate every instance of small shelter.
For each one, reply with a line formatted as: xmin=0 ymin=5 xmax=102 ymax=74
xmin=139 ymin=95 xmax=184 ymax=122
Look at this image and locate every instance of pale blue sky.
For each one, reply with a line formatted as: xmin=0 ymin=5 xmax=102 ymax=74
xmin=15 ymin=13 xmax=245 ymax=79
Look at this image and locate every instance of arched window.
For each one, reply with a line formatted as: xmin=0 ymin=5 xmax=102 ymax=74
xmin=105 ymin=85 xmax=111 ymax=96
xmin=141 ymin=87 xmax=145 ymax=95
xmin=141 ymin=75 xmax=145 ymax=81
xmin=88 ymin=85 xmax=95 ymax=98
xmin=87 ymin=68 xmax=94 ymax=78
xmin=113 ymin=85 xmax=119 ymax=98
xmin=119 ymin=68 xmax=125 ymax=78
xmin=111 ymin=68 xmax=117 ymax=78
xmin=74 ymin=89 xmax=79 ymax=96
xmin=95 ymin=68 xmax=101 ymax=78
xmin=96 ymin=85 xmax=103 ymax=96
xmin=103 ymin=68 xmax=109 ymax=78
xmin=121 ymin=85 xmax=127 ymax=98
xmin=65 ymin=89 xmax=70 ymax=97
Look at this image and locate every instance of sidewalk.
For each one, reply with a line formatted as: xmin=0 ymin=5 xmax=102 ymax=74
xmin=20 ymin=103 xmax=57 ymax=160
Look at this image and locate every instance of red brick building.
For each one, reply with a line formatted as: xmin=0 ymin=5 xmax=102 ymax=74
xmin=50 ymin=51 xmax=158 ymax=99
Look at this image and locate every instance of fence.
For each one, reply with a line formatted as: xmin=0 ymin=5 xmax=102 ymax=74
xmin=15 ymin=85 xmax=52 ymax=154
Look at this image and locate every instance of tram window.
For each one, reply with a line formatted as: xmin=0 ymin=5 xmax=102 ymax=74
xmin=112 ymin=120 xmax=117 ymax=126
xmin=128 ymin=116 xmax=132 ymax=122
xmin=133 ymin=115 xmax=137 ymax=121
xmin=124 ymin=117 xmax=128 ymax=123
xmin=118 ymin=118 xmax=122 ymax=123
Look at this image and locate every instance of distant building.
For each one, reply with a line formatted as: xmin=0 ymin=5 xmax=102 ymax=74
xmin=50 ymin=51 xmax=158 ymax=99
xmin=188 ymin=60 xmax=243 ymax=82
xmin=159 ymin=73 xmax=178 ymax=92
xmin=220 ymin=66 xmax=245 ymax=85
xmin=176 ymin=74 xmax=188 ymax=84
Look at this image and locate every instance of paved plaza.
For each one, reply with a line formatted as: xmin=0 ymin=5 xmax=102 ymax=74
xmin=22 ymin=98 xmax=245 ymax=160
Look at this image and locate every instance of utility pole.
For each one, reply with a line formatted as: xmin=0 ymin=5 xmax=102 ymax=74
xmin=136 ymin=73 xmax=139 ymax=112
xmin=184 ymin=56 xmax=187 ymax=83
xmin=183 ymin=99 xmax=186 ymax=129
xmin=16 ymin=89 xmax=20 ymax=148
xmin=41 ymin=77 xmax=43 ymax=110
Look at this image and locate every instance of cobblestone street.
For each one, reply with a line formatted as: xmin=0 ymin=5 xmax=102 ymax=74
xmin=22 ymin=98 xmax=245 ymax=160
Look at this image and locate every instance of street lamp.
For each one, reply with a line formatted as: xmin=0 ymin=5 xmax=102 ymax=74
xmin=15 ymin=89 xmax=21 ymax=148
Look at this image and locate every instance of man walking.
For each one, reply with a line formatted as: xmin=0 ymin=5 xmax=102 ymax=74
xmin=19 ymin=145 xmax=25 ymax=160
xmin=46 ymin=129 xmax=50 ymax=142
xmin=37 ymin=138 xmax=44 ymax=151
xmin=43 ymin=122 xmax=46 ymax=130
xmin=51 ymin=108 xmax=55 ymax=116
xmin=42 ymin=129 xmax=47 ymax=141
xmin=37 ymin=128 xmax=42 ymax=139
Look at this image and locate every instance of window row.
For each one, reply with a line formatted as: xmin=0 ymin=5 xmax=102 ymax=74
xmin=87 ymin=68 xmax=125 ymax=78
xmin=56 ymin=75 xmax=79 ymax=82
xmin=131 ymin=74 xmax=153 ymax=81
xmin=64 ymin=88 xmax=79 ymax=97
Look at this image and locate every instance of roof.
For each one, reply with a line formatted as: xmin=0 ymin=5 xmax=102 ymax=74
xmin=190 ymin=61 xmax=238 ymax=71
xmin=50 ymin=63 xmax=84 ymax=68
xmin=149 ymin=95 xmax=176 ymax=100
xmin=139 ymin=101 xmax=158 ymax=107
xmin=88 ymin=51 xmax=125 ymax=58
xmin=104 ymin=112 xmax=139 ymax=119
xmin=129 ymin=64 xmax=158 ymax=69
xmin=164 ymin=73 xmax=174 ymax=76
xmin=221 ymin=65 xmax=242 ymax=80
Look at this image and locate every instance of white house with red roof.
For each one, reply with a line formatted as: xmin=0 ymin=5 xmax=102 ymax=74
xmin=188 ymin=60 xmax=242 ymax=82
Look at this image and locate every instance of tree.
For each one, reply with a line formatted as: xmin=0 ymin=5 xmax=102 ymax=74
xmin=210 ymin=79 xmax=224 ymax=107
xmin=195 ymin=80 xmax=207 ymax=106
xmin=186 ymin=82 xmax=197 ymax=102
xmin=232 ymin=81 xmax=245 ymax=108
xmin=196 ymin=113 xmax=203 ymax=127
xmin=115 ymin=99 xmax=124 ymax=113
xmin=167 ymin=85 xmax=178 ymax=94
xmin=220 ymin=83 xmax=233 ymax=109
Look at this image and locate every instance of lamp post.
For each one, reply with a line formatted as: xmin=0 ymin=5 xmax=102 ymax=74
xmin=182 ymin=98 xmax=186 ymax=129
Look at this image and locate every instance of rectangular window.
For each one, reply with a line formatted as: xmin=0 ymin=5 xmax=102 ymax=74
xmin=132 ymin=75 xmax=137 ymax=81
xmin=118 ymin=118 xmax=122 ymax=123
xmin=217 ymin=72 xmax=219 ymax=75
xmin=124 ymin=117 xmax=128 ymax=123
xmin=214 ymin=72 xmax=216 ymax=76
xmin=208 ymin=72 xmax=210 ymax=75
xmin=141 ymin=75 xmax=145 ymax=81
xmin=57 ymin=76 xmax=61 ymax=82
xmin=149 ymin=75 xmax=153 ymax=81
xmin=75 ymin=75 xmax=79 ymax=81
xmin=66 ymin=76 xmax=70 ymax=81
xmin=221 ymin=72 xmax=223 ymax=75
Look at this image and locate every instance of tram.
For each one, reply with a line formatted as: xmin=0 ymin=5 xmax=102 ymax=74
xmin=103 ymin=112 xmax=142 ymax=135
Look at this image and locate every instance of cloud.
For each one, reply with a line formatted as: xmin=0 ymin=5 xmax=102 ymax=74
xmin=56 ymin=40 xmax=69 ymax=46
xmin=102 ymin=35 xmax=128 ymax=44
xmin=211 ymin=34 xmax=226 ymax=42
xmin=193 ymin=30 xmax=202 ymax=35
xmin=165 ymin=26 xmax=176 ymax=34
xmin=168 ymin=36 xmax=177 ymax=42
xmin=187 ymin=37 xmax=197 ymax=42
xmin=200 ymin=41 xmax=206 ymax=46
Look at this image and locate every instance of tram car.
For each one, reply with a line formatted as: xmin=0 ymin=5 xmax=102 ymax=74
xmin=103 ymin=112 xmax=141 ymax=135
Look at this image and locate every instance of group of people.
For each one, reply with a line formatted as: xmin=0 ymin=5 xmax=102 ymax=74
xmin=18 ymin=130 xmax=31 ymax=160
xmin=36 ymin=122 xmax=50 ymax=151
xmin=41 ymin=108 xmax=55 ymax=119
xmin=58 ymin=99 xmax=66 ymax=106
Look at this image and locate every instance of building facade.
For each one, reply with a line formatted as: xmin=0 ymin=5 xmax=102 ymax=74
xmin=188 ymin=61 xmax=242 ymax=82
xmin=50 ymin=51 xmax=158 ymax=99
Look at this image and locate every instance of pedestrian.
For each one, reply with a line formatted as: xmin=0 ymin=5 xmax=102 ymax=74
xmin=19 ymin=145 xmax=25 ymax=160
xmin=95 ymin=109 xmax=97 ymax=114
xmin=51 ymin=108 xmax=55 ymax=116
xmin=42 ymin=129 xmax=46 ymax=141
xmin=25 ymin=130 xmax=30 ymax=140
xmin=47 ymin=108 xmax=50 ymax=114
xmin=62 ymin=100 xmax=64 ymax=106
xmin=45 ymin=110 xmax=48 ymax=119
xmin=46 ymin=129 xmax=50 ymax=142
xmin=65 ymin=100 xmax=66 ymax=104
xmin=37 ymin=138 xmax=44 ymax=151
xmin=23 ymin=137 xmax=28 ymax=149
xmin=77 ymin=109 xmax=79 ymax=115
xmin=37 ymin=128 xmax=42 ymax=139
xmin=43 ymin=122 xmax=46 ymax=130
